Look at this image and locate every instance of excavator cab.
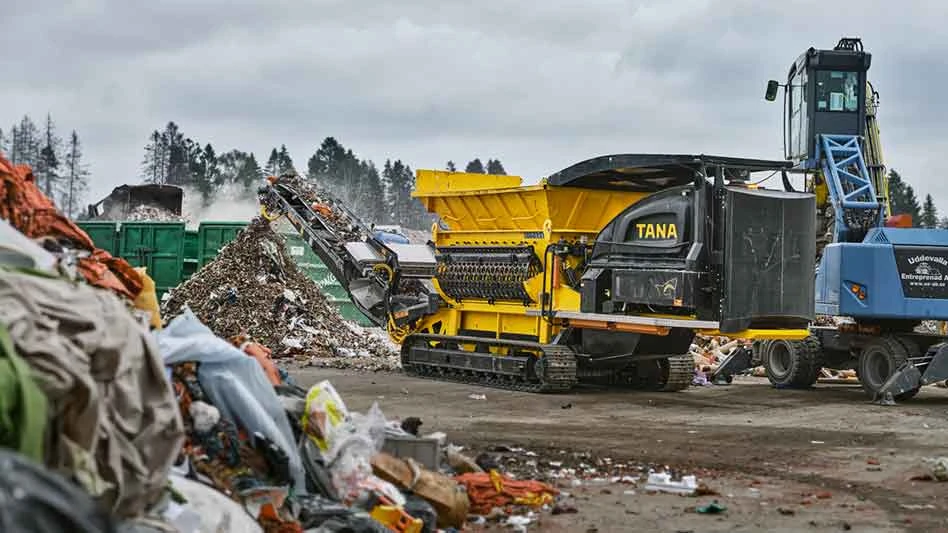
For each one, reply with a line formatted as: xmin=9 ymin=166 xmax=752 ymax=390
xmin=772 ymin=37 xmax=871 ymax=169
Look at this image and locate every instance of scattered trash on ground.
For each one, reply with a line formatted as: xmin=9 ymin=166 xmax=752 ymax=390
xmin=696 ymin=501 xmax=727 ymax=514
xmin=912 ymin=457 xmax=948 ymax=482
xmin=644 ymin=472 xmax=698 ymax=495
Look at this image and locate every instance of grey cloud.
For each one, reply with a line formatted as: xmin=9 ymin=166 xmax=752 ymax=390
xmin=1 ymin=0 xmax=946 ymax=210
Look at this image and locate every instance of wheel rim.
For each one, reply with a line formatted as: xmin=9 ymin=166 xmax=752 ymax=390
xmin=769 ymin=342 xmax=792 ymax=378
xmin=863 ymin=349 xmax=891 ymax=389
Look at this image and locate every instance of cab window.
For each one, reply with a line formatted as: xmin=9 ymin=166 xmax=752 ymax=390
xmin=815 ymin=70 xmax=859 ymax=112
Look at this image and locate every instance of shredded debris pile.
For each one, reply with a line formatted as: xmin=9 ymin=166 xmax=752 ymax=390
xmin=124 ymin=204 xmax=186 ymax=222
xmin=161 ymin=217 xmax=397 ymax=364
xmin=97 ymin=203 xmax=186 ymax=223
xmin=273 ymin=174 xmax=365 ymax=242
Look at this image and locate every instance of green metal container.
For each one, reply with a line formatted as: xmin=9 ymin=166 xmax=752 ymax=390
xmin=182 ymin=230 xmax=199 ymax=278
xmin=118 ymin=222 xmax=186 ymax=298
xmin=76 ymin=221 xmax=119 ymax=256
xmin=197 ymin=222 xmax=249 ymax=267
xmin=281 ymin=232 xmax=374 ymax=326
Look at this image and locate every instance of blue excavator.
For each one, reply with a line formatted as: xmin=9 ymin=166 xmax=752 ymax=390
xmin=755 ymin=37 xmax=948 ymax=401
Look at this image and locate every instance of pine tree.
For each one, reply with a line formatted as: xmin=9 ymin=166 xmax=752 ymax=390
xmin=162 ymin=122 xmax=189 ymax=186
xmin=381 ymin=159 xmax=395 ymax=221
xmin=361 ymin=160 xmax=385 ymax=221
xmin=0 ymin=127 xmax=7 ymax=156
xmin=340 ymin=149 xmax=364 ymax=206
xmin=380 ymin=159 xmax=424 ymax=226
xmin=36 ymin=114 xmax=63 ymax=199
xmin=486 ymin=159 xmax=506 ymax=175
xmin=63 ymin=131 xmax=90 ymax=219
xmin=383 ymin=159 xmax=408 ymax=222
xmin=181 ymin=138 xmax=203 ymax=187
xmin=446 ymin=160 xmax=457 ymax=172
xmin=939 ymin=216 xmax=948 ymax=230
xmin=238 ymin=153 xmax=264 ymax=190
xmin=903 ymin=185 xmax=922 ymax=226
xmin=11 ymin=115 xmax=40 ymax=167
xmin=216 ymin=149 xmax=245 ymax=184
xmin=193 ymin=143 xmax=219 ymax=206
xmin=306 ymin=137 xmax=347 ymax=190
xmin=142 ymin=130 xmax=165 ymax=184
xmin=465 ymin=158 xmax=485 ymax=173
xmin=921 ymin=194 xmax=938 ymax=228
xmin=7 ymin=125 xmax=16 ymax=162
xmin=277 ymin=144 xmax=296 ymax=175
xmin=265 ymin=148 xmax=280 ymax=176
xmin=888 ymin=169 xmax=921 ymax=225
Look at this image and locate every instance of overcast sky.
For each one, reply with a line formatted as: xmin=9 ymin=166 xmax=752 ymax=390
xmin=3 ymin=0 xmax=946 ymax=212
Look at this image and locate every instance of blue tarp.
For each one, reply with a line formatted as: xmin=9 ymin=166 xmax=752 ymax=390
xmin=155 ymin=309 xmax=306 ymax=493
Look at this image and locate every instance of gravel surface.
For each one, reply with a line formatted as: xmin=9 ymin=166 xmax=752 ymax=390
xmin=292 ymin=368 xmax=948 ymax=532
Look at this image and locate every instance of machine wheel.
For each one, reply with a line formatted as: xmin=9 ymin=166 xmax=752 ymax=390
xmin=858 ymin=336 xmax=920 ymax=400
xmin=764 ymin=336 xmax=822 ymax=389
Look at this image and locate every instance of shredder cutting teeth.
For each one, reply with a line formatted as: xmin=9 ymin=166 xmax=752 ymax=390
xmin=258 ymin=154 xmax=816 ymax=393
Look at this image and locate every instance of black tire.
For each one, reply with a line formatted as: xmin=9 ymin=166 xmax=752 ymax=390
xmin=764 ymin=336 xmax=822 ymax=389
xmin=858 ymin=336 xmax=920 ymax=400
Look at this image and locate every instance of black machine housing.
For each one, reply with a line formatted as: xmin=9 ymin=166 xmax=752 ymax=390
xmin=548 ymin=154 xmax=816 ymax=336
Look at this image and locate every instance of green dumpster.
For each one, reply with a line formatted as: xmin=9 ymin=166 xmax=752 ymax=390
xmin=118 ymin=222 xmax=186 ymax=298
xmin=197 ymin=222 xmax=248 ymax=267
xmin=282 ymin=232 xmax=374 ymax=326
xmin=76 ymin=221 xmax=119 ymax=256
xmin=182 ymin=230 xmax=199 ymax=279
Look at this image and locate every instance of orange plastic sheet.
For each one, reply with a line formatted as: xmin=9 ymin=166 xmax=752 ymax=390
xmin=454 ymin=470 xmax=559 ymax=515
xmin=229 ymin=335 xmax=282 ymax=386
xmin=0 ymin=154 xmax=142 ymax=299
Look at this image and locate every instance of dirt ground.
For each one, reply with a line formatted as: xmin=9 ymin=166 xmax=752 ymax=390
xmin=292 ymin=368 xmax=948 ymax=533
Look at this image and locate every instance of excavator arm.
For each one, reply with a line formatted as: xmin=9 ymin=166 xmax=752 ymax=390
xmin=863 ymin=81 xmax=890 ymax=216
xmin=256 ymin=176 xmax=440 ymax=337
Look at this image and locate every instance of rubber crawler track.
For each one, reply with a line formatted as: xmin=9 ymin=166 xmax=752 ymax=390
xmin=659 ymin=354 xmax=696 ymax=392
xmin=401 ymin=335 xmax=692 ymax=393
xmin=401 ymin=336 xmax=578 ymax=393
xmin=585 ymin=354 xmax=693 ymax=392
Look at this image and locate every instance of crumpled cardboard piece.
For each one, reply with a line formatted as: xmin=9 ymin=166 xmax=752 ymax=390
xmin=371 ymin=452 xmax=469 ymax=529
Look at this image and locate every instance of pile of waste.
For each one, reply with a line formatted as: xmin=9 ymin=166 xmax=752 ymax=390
xmin=689 ymin=335 xmax=750 ymax=384
xmin=122 ymin=203 xmax=187 ymax=222
xmin=94 ymin=202 xmax=188 ymax=223
xmin=161 ymin=217 xmax=398 ymax=366
xmin=273 ymin=173 xmax=366 ymax=243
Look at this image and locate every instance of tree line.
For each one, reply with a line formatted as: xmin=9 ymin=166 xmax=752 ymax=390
xmin=139 ymin=121 xmax=507 ymax=229
xmin=7 ymin=115 xmax=942 ymax=231
xmin=0 ymin=114 xmax=89 ymax=218
xmin=888 ymin=170 xmax=946 ymax=228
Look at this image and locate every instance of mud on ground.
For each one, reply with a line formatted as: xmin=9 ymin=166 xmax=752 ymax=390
xmin=292 ymin=369 xmax=948 ymax=533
